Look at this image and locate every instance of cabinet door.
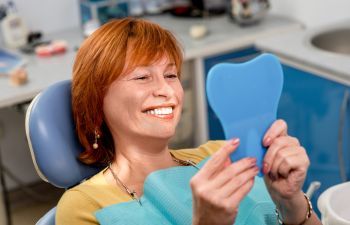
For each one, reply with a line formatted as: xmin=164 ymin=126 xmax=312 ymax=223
xmin=278 ymin=64 xmax=349 ymax=215
xmin=333 ymin=86 xmax=350 ymax=184
xmin=204 ymin=46 xmax=261 ymax=140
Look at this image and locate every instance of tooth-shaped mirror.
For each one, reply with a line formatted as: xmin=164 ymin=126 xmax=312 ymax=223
xmin=206 ymin=53 xmax=283 ymax=176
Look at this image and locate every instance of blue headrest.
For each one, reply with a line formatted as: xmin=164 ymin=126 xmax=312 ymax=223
xmin=206 ymin=53 xmax=283 ymax=176
xmin=25 ymin=80 xmax=102 ymax=189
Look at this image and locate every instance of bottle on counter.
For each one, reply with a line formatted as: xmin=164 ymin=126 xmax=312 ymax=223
xmin=0 ymin=1 xmax=28 ymax=48
xmin=228 ymin=0 xmax=270 ymax=26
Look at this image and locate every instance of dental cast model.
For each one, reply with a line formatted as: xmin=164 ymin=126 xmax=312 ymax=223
xmin=189 ymin=24 xmax=208 ymax=39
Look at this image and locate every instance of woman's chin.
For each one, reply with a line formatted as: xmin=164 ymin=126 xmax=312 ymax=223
xmin=145 ymin=130 xmax=176 ymax=141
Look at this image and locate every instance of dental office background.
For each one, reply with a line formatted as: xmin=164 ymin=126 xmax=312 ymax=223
xmin=1 ymin=0 xmax=350 ymax=190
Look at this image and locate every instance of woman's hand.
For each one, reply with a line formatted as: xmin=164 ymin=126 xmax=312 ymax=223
xmin=262 ymin=119 xmax=311 ymax=224
xmin=190 ymin=139 xmax=259 ymax=225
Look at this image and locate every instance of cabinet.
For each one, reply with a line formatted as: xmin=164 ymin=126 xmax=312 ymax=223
xmin=278 ymin=65 xmax=350 ymax=215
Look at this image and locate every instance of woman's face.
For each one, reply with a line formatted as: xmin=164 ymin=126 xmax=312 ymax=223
xmin=103 ymin=55 xmax=184 ymax=142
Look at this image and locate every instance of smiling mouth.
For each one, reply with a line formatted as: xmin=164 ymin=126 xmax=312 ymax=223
xmin=143 ymin=107 xmax=174 ymax=119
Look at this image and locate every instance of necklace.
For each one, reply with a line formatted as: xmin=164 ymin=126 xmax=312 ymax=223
xmin=169 ymin=152 xmax=200 ymax=170
xmin=108 ymin=153 xmax=199 ymax=206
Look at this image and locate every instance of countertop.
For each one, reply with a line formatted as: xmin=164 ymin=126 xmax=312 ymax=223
xmin=0 ymin=13 xmax=301 ymax=108
xmin=255 ymin=19 xmax=350 ymax=86
xmin=0 ymin=29 xmax=83 ymax=108
xmin=146 ymin=14 xmax=302 ymax=59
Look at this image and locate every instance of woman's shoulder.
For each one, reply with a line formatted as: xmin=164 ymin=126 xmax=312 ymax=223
xmin=56 ymin=168 xmax=130 ymax=225
xmin=171 ymin=140 xmax=226 ymax=163
xmin=56 ymin=178 xmax=101 ymax=225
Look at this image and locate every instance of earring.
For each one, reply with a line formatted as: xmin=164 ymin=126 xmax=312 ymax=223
xmin=93 ymin=130 xmax=100 ymax=149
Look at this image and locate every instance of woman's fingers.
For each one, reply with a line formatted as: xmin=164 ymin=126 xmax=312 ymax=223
xmin=190 ymin=140 xmax=259 ymax=225
xmin=263 ymin=119 xmax=288 ymax=146
xmin=225 ymin=176 xmax=255 ymax=209
xmin=268 ymin=147 xmax=297 ymax=178
xmin=209 ymin=157 xmax=257 ymax=189
xmin=263 ymin=136 xmax=300 ymax=174
xmin=197 ymin=138 xmax=240 ymax=179
xmin=220 ymin=163 xmax=259 ymax=198
xmin=199 ymin=166 xmax=257 ymax=216
xmin=270 ymin=147 xmax=309 ymax=178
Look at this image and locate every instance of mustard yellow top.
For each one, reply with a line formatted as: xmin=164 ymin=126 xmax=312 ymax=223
xmin=56 ymin=141 xmax=225 ymax=225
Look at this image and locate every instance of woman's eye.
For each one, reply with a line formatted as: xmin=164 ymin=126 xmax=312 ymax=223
xmin=134 ymin=75 xmax=150 ymax=81
xmin=165 ymin=74 xmax=178 ymax=79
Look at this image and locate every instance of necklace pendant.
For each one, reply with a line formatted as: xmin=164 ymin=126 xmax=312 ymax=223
xmin=108 ymin=165 xmax=143 ymax=206
xmin=130 ymin=190 xmax=142 ymax=206
xmin=186 ymin=160 xmax=200 ymax=170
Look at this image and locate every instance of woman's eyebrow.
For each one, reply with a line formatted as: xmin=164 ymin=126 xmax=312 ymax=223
xmin=130 ymin=62 xmax=176 ymax=71
xmin=165 ymin=63 xmax=176 ymax=69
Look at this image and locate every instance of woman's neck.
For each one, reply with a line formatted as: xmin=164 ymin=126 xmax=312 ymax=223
xmin=115 ymin=143 xmax=174 ymax=175
xmin=106 ymin=137 xmax=177 ymax=195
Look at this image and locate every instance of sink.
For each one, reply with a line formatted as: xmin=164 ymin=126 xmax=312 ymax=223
xmin=310 ymin=28 xmax=350 ymax=55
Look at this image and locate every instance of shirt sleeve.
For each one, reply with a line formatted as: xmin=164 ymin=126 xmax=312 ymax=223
xmin=197 ymin=140 xmax=227 ymax=157
xmin=173 ymin=140 xmax=227 ymax=163
xmin=56 ymin=189 xmax=100 ymax=225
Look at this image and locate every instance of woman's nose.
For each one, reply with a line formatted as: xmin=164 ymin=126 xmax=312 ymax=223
xmin=153 ymin=78 xmax=175 ymax=98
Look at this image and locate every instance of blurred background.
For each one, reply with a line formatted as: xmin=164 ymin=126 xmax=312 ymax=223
xmin=3 ymin=0 xmax=350 ymax=34
xmin=0 ymin=0 xmax=349 ymax=224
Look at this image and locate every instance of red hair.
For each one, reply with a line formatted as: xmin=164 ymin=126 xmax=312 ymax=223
xmin=72 ymin=17 xmax=183 ymax=165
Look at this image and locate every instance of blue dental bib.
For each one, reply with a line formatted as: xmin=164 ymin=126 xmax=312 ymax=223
xmin=95 ymin=158 xmax=277 ymax=225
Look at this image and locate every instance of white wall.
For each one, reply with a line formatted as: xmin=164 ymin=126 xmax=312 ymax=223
xmin=1 ymin=0 xmax=350 ymax=34
xmin=0 ymin=0 xmax=80 ymax=34
xmin=269 ymin=0 xmax=350 ymax=28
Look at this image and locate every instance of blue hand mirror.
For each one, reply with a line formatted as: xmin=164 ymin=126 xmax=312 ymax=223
xmin=206 ymin=53 xmax=283 ymax=176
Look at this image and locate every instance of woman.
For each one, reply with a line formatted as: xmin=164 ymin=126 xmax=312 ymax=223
xmin=56 ymin=17 xmax=322 ymax=225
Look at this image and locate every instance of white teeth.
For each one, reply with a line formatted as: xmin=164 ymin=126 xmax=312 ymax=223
xmin=145 ymin=107 xmax=173 ymax=115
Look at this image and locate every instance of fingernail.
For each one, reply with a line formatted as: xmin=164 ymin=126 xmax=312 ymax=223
xmin=224 ymin=158 xmax=231 ymax=167
xmin=250 ymin=157 xmax=257 ymax=165
xmin=263 ymin=162 xmax=269 ymax=174
xmin=254 ymin=166 xmax=259 ymax=173
xmin=264 ymin=137 xmax=271 ymax=146
xmin=231 ymin=138 xmax=240 ymax=145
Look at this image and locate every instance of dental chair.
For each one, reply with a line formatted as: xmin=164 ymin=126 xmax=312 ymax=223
xmin=25 ymin=80 xmax=103 ymax=225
